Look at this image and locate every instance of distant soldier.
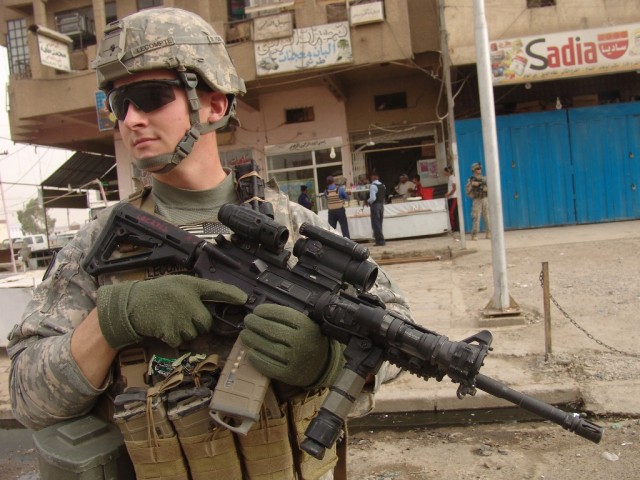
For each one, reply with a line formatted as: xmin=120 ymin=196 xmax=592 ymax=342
xmin=465 ymin=162 xmax=490 ymax=240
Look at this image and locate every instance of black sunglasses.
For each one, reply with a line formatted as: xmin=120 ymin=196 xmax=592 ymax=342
xmin=107 ymin=79 xmax=183 ymax=121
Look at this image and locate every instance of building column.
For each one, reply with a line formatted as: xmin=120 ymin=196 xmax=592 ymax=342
xmin=92 ymin=0 xmax=106 ymax=45
xmin=29 ymin=0 xmax=48 ymax=79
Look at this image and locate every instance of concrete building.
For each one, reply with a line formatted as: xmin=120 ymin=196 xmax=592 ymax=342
xmin=0 ymin=1 xmax=638 ymax=228
xmin=0 ymin=0 xmax=443 ymax=209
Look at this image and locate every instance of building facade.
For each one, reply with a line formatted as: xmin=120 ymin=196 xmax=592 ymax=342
xmin=442 ymin=0 xmax=640 ymax=229
xmin=0 ymin=0 xmax=442 ymax=209
xmin=1 ymin=0 xmax=638 ymax=227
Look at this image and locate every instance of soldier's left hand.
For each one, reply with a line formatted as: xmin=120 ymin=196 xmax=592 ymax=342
xmin=240 ymin=304 xmax=344 ymax=389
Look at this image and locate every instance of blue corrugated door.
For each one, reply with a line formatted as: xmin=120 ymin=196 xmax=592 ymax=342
xmin=569 ymin=103 xmax=640 ymax=223
xmin=456 ymin=110 xmax=574 ymax=230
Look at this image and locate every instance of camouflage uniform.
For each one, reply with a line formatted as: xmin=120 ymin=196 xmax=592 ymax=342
xmin=466 ymin=169 xmax=490 ymax=239
xmin=7 ymin=174 xmax=411 ymax=437
xmin=8 ymin=8 xmax=413 ymax=477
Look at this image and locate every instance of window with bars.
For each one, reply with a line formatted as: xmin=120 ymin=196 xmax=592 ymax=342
xmin=6 ymin=18 xmax=30 ymax=78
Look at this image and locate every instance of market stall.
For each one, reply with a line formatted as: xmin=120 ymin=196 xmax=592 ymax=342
xmin=319 ymin=198 xmax=450 ymax=241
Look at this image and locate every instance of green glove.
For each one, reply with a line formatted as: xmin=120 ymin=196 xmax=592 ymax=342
xmin=239 ymin=304 xmax=344 ymax=389
xmin=97 ymin=275 xmax=248 ymax=350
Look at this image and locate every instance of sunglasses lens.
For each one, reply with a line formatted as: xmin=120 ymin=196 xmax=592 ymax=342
xmin=108 ymin=82 xmax=177 ymax=120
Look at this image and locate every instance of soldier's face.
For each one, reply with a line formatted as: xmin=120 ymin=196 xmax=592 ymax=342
xmin=114 ymin=70 xmax=192 ymax=165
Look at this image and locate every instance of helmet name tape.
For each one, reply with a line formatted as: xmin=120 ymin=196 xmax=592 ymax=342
xmin=132 ymin=38 xmax=176 ymax=57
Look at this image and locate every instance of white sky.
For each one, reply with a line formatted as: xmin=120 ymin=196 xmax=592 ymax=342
xmin=0 ymin=46 xmax=90 ymax=239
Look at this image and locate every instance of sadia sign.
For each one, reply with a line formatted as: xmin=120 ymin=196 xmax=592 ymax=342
xmin=491 ymin=23 xmax=640 ymax=85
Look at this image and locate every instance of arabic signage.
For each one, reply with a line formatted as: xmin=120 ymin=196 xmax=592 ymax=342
xmin=35 ymin=33 xmax=71 ymax=71
xmin=253 ymin=12 xmax=293 ymax=42
xmin=350 ymin=1 xmax=385 ymax=26
xmin=265 ymin=137 xmax=342 ymax=156
xmin=491 ymin=23 xmax=640 ymax=85
xmin=255 ymin=21 xmax=352 ymax=76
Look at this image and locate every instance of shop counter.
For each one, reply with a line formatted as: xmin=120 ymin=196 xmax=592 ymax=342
xmin=319 ymin=199 xmax=450 ymax=241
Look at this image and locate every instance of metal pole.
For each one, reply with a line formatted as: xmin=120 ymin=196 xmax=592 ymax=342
xmin=473 ymin=0 xmax=515 ymax=313
xmin=438 ymin=0 xmax=466 ymax=249
xmin=542 ymin=262 xmax=552 ymax=360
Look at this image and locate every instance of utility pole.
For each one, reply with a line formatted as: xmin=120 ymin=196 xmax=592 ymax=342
xmin=472 ymin=0 xmax=520 ymax=316
xmin=437 ymin=0 xmax=466 ymax=249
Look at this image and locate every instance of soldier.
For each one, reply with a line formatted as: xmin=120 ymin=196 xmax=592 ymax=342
xmin=7 ymin=7 xmax=413 ymax=480
xmin=465 ymin=162 xmax=490 ymax=240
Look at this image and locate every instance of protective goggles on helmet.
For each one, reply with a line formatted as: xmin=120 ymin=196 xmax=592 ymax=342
xmin=107 ymin=79 xmax=183 ymax=121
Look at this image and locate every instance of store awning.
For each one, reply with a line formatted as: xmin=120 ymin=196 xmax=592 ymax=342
xmin=40 ymin=152 xmax=119 ymax=209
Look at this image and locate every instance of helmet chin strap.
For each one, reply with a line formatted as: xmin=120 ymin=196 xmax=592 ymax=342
xmin=136 ymin=69 xmax=235 ymax=175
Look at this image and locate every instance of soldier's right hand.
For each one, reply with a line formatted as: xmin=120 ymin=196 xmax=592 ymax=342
xmin=96 ymin=275 xmax=248 ymax=349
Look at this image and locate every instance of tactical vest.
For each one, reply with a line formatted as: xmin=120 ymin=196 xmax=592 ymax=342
xmin=101 ymin=184 xmax=343 ymax=480
xmin=467 ymin=176 xmax=488 ymax=199
xmin=325 ymin=188 xmax=344 ymax=210
xmin=372 ymin=182 xmax=386 ymax=204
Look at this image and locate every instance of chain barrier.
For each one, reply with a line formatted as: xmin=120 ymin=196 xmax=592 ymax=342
xmin=539 ymin=268 xmax=640 ymax=358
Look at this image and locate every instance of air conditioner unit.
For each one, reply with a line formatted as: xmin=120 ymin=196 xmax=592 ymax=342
xmin=57 ymin=14 xmax=89 ymax=36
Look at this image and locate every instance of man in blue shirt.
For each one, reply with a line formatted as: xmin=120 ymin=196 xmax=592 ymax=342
xmin=367 ymin=172 xmax=386 ymax=246
xmin=297 ymin=185 xmax=313 ymax=210
xmin=324 ymin=176 xmax=350 ymax=238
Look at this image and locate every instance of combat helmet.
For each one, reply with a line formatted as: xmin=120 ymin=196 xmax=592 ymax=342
xmin=93 ymin=7 xmax=246 ymax=173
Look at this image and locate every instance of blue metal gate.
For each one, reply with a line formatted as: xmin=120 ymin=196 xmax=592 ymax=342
xmin=455 ymin=102 xmax=640 ymax=229
xmin=569 ymin=103 xmax=640 ymax=223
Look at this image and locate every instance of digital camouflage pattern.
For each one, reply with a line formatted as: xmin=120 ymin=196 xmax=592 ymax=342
xmin=94 ymin=7 xmax=246 ymax=96
xmin=7 ymin=177 xmax=412 ymax=431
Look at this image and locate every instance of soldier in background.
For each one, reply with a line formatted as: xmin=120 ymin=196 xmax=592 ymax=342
xmin=465 ymin=162 xmax=490 ymax=240
xmin=7 ymin=8 xmax=413 ymax=479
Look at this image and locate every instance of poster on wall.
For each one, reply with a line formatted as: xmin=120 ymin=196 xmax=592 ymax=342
xmin=254 ymin=22 xmax=352 ymax=76
xmin=95 ymin=91 xmax=116 ymax=131
xmin=418 ymin=158 xmax=442 ymax=187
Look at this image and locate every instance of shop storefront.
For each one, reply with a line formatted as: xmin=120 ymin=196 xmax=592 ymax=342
xmin=264 ymin=137 xmax=345 ymax=212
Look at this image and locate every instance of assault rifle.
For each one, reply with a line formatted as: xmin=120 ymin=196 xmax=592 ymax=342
xmin=83 ymin=202 xmax=603 ymax=460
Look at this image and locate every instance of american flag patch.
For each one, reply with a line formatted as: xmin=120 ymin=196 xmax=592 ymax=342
xmin=180 ymin=222 xmax=231 ymax=242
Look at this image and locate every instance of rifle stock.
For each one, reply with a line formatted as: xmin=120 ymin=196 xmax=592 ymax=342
xmin=83 ymin=202 xmax=603 ymax=459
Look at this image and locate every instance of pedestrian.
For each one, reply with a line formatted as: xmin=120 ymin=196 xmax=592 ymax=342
xmin=6 ymin=8 xmax=413 ymax=480
xmin=367 ymin=171 xmax=387 ymax=246
xmin=443 ymin=166 xmax=459 ymax=232
xmin=465 ymin=162 xmax=490 ymax=240
xmin=410 ymin=174 xmax=423 ymax=197
xmin=393 ymin=173 xmax=413 ymax=199
xmin=298 ymin=184 xmax=313 ymax=210
xmin=324 ymin=175 xmax=351 ymax=238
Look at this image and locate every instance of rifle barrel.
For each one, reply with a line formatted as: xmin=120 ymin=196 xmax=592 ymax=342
xmin=475 ymin=374 xmax=603 ymax=444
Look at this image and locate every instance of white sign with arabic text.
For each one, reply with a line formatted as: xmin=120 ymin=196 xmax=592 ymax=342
xmin=36 ymin=34 xmax=71 ymax=72
xmin=255 ymin=22 xmax=352 ymax=76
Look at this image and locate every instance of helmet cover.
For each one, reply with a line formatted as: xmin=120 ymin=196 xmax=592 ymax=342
xmin=94 ymin=7 xmax=245 ymax=96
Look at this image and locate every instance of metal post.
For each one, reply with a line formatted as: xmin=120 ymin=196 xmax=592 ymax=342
xmin=542 ymin=262 xmax=552 ymax=360
xmin=437 ymin=0 xmax=466 ymax=249
xmin=473 ymin=0 xmax=519 ymax=315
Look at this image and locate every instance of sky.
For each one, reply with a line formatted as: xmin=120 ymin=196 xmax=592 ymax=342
xmin=0 ymin=46 xmax=89 ymax=240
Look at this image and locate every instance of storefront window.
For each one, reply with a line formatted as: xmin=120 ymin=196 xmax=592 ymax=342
xmin=267 ymin=145 xmax=343 ymax=212
xmin=268 ymin=151 xmax=312 ymax=170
